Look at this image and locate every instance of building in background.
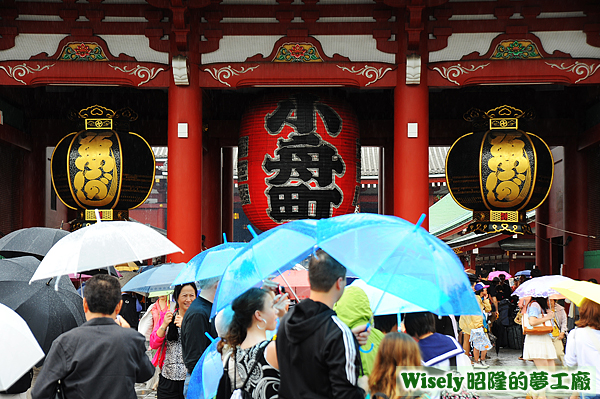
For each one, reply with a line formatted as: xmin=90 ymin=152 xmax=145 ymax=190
xmin=0 ymin=0 xmax=598 ymax=279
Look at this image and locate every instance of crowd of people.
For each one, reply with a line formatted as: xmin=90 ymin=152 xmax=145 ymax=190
xmin=9 ymin=252 xmax=600 ymax=399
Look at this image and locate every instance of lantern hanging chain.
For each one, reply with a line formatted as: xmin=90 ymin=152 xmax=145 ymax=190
xmin=535 ymin=221 xmax=596 ymax=239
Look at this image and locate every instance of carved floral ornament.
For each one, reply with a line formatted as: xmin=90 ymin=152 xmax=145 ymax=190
xmin=59 ymin=42 xmax=108 ymax=62
xmin=108 ymin=64 xmax=165 ymax=86
xmin=491 ymin=40 xmax=542 ymax=60
xmin=433 ymin=63 xmax=490 ymax=86
xmin=204 ymin=65 xmax=260 ymax=87
xmin=0 ymin=63 xmax=55 ymax=85
xmin=273 ymin=43 xmax=323 ymax=63
xmin=545 ymin=61 xmax=600 ymax=84
xmin=433 ymin=61 xmax=600 ymax=86
xmin=336 ymin=65 xmax=393 ymax=86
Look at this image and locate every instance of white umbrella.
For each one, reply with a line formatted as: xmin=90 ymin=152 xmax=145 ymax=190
xmin=512 ymin=275 xmax=574 ymax=299
xmin=0 ymin=303 xmax=45 ymax=390
xmin=349 ymin=279 xmax=426 ymax=316
xmin=30 ymin=221 xmax=183 ymax=283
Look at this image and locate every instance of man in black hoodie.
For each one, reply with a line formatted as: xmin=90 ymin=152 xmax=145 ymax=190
xmin=276 ymin=249 xmax=370 ymax=399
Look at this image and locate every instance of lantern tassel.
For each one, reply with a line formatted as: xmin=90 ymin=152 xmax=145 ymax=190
xmin=222 ymin=233 xmax=227 ymax=243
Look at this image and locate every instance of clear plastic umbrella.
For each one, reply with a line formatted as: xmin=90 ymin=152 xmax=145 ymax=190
xmin=0 ymin=303 xmax=44 ymax=390
xmin=211 ymin=219 xmax=317 ymax=317
xmin=121 ymin=263 xmax=186 ymax=295
xmin=348 ymin=279 xmax=426 ymax=316
xmin=317 ymin=213 xmax=481 ymax=316
xmin=30 ymin=221 xmax=183 ymax=284
xmin=172 ymin=242 xmax=247 ymax=286
xmin=187 ymin=338 xmax=223 ymax=399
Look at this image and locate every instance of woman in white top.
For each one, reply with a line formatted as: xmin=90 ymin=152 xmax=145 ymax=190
xmin=523 ymin=297 xmax=557 ymax=368
xmin=565 ymin=298 xmax=600 ymax=399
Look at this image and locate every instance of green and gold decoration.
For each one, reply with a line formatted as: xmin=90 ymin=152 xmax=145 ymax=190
xmin=446 ymin=105 xmax=553 ymax=235
xmin=491 ymin=40 xmax=542 ymax=60
xmin=51 ymin=105 xmax=155 ymax=230
xmin=59 ymin=42 xmax=108 ymax=61
xmin=273 ymin=43 xmax=323 ymax=63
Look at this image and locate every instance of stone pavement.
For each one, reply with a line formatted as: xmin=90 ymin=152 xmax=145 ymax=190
xmin=135 ymin=348 xmax=547 ymax=399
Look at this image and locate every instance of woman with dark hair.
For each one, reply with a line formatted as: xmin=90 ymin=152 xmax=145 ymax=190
xmin=150 ymin=283 xmax=198 ymax=399
xmin=218 ymin=288 xmax=288 ymax=399
xmin=367 ymin=332 xmax=427 ymax=399
xmin=522 ymin=296 xmax=557 ymax=371
xmin=565 ymin=298 xmax=600 ymax=399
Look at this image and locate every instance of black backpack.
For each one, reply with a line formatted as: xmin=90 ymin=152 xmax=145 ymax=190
xmin=216 ymin=343 xmax=267 ymax=399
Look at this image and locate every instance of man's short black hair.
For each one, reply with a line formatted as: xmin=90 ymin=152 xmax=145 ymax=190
xmin=84 ymin=274 xmax=122 ymax=315
xmin=308 ymin=249 xmax=346 ymax=292
xmin=374 ymin=314 xmax=398 ymax=334
xmin=404 ymin=311 xmax=436 ymax=338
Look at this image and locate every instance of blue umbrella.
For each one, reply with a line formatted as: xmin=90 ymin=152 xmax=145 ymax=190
xmin=187 ymin=337 xmax=223 ymax=399
xmin=121 ymin=263 xmax=186 ymax=295
xmin=211 ymin=219 xmax=317 ymax=317
xmin=515 ymin=270 xmax=531 ymax=277
xmin=172 ymin=243 xmax=247 ymax=286
xmin=317 ymin=213 xmax=480 ymax=316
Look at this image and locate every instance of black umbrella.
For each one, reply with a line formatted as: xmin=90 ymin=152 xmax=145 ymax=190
xmin=0 ymin=227 xmax=120 ymax=276
xmin=0 ymin=256 xmax=85 ymax=362
xmin=0 ymin=227 xmax=69 ymax=260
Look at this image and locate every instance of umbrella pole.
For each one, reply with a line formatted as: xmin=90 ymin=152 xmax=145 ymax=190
xmin=370 ymin=213 xmax=427 ymax=316
xmin=247 ymin=225 xmax=258 ymax=239
xmin=276 ymin=270 xmax=300 ymax=302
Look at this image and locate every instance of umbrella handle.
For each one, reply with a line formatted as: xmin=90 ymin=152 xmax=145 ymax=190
xmin=54 ymin=275 xmax=61 ymax=291
xmin=358 ymin=322 xmax=373 ymax=353
xmin=205 ymin=332 xmax=216 ymax=343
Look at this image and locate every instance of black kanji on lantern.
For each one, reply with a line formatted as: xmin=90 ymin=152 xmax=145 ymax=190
xmin=262 ymin=94 xmax=346 ymax=223
xmin=267 ymin=184 xmax=342 ymax=222
xmin=265 ymin=93 xmax=342 ymax=137
xmin=263 ymin=134 xmax=344 ymax=187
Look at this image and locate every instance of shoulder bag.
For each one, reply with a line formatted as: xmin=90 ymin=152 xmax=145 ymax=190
xmin=523 ymin=304 xmax=553 ymax=335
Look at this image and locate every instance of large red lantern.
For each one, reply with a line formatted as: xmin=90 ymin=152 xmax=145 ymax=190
xmin=238 ymin=93 xmax=361 ymax=232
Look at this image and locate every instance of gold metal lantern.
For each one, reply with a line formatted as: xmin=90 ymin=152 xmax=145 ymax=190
xmin=446 ymin=105 xmax=554 ymax=235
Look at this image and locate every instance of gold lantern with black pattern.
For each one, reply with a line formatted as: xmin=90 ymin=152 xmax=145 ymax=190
xmin=51 ymin=105 xmax=155 ymax=230
xmin=445 ymin=105 xmax=554 ymax=235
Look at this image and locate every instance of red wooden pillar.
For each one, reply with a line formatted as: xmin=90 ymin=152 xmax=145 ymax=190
xmin=222 ymin=147 xmax=234 ymax=242
xmin=167 ymin=65 xmax=202 ymax=263
xmin=393 ymin=55 xmax=429 ymax=229
xmin=535 ymin=200 xmax=550 ymax=275
xmin=383 ymin=144 xmax=394 ymax=215
xmin=563 ymin=143 xmax=588 ymax=279
xmin=22 ymin=132 xmax=45 ymax=228
xmin=202 ymin=137 xmax=222 ymax=249
xmin=378 ymin=146 xmax=384 ymax=214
